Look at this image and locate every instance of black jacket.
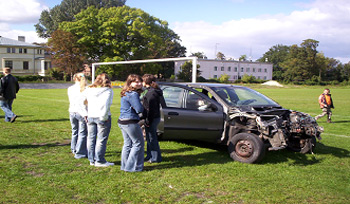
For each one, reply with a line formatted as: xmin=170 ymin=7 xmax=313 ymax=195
xmin=0 ymin=74 xmax=20 ymax=100
xmin=142 ymin=87 xmax=166 ymax=125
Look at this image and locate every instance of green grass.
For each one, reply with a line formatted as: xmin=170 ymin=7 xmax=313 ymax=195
xmin=1 ymin=86 xmax=349 ymax=203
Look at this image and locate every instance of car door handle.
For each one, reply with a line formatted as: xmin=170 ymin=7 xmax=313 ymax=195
xmin=168 ymin=112 xmax=179 ymax=116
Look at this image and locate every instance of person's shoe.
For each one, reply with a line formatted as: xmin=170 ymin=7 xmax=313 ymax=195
xmin=10 ymin=115 xmax=17 ymax=123
xmin=327 ymin=119 xmax=333 ymax=123
xmin=95 ymin=162 xmax=114 ymax=167
xmin=90 ymin=162 xmax=95 ymax=166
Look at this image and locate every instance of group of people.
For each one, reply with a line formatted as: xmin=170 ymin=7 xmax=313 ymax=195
xmin=68 ymin=72 xmax=164 ymax=172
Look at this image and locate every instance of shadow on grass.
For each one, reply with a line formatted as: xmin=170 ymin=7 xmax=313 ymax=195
xmin=0 ymin=115 xmax=33 ymax=118
xmin=18 ymin=118 xmax=69 ymax=123
xmin=0 ymin=141 xmax=70 ymax=150
xmin=331 ymin=120 xmax=350 ymax=123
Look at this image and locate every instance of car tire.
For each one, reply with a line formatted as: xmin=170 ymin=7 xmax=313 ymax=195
xmin=228 ymin=133 xmax=266 ymax=163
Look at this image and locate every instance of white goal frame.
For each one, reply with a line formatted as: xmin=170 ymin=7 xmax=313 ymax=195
xmin=91 ymin=57 xmax=198 ymax=83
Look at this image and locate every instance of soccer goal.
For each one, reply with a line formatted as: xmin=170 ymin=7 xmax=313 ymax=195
xmin=91 ymin=57 xmax=198 ymax=83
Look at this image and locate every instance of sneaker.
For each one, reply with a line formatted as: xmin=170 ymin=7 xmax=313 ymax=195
xmin=95 ymin=162 xmax=115 ymax=167
xmin=10 ymin=115 xmax=17 ymax=123
xmin=90 ymin=162 xmax=95 ymax=166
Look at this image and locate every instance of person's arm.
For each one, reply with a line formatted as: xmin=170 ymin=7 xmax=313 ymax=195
xmin=128 ymin=92 xmax=144 ymax=114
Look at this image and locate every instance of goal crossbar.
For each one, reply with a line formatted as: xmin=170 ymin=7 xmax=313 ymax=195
xmin=91 ymin=57 xmax=198 ymax=83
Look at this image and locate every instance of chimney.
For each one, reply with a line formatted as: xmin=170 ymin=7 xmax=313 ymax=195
xmin=18 ymin=36 xmax=25 ymax=42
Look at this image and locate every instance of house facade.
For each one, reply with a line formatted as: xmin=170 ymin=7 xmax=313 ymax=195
xmin=175 ymin=59 xmax=273 ymax=81
xmin=0 ymin=36 xmax=51 ymax=76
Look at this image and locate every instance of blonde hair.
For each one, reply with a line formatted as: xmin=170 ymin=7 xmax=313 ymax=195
xmin=120 ymin=74 xmax=143 ymax=97
xmin=89 ymin=73 xmax=112 ymax=88
xmin=73 ymin=72 xmax=87 ymax=92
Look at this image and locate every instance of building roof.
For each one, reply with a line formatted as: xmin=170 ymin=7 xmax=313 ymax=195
xmin=0 ymin=36 xmax=41 ymax=48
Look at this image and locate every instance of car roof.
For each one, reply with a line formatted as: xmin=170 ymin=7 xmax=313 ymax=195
xmin=158 ymin=82 xmax=246 ymax=89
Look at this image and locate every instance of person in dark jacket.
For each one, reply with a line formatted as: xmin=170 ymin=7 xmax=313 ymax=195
xmin=0 ymin=68 xmax=19 ymax=123
xmin=142 ymin=74 xmax=166 ymax=163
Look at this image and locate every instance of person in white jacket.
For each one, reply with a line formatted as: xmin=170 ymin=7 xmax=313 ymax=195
xmin=68 ymin=72 xmax=88 ymax=159
xmin=80 ymin=73 xmax=114 ymax=167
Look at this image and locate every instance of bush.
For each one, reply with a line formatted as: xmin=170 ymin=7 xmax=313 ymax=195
xmin=15 ymin=75 xmax=45 ymax=82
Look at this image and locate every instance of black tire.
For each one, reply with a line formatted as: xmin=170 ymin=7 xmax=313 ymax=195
xmin=228 ymin=133 xmax=266 ymax=163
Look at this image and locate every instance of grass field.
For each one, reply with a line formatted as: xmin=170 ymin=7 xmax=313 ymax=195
xmin=0 ymin=85 xmax=349 ymax=203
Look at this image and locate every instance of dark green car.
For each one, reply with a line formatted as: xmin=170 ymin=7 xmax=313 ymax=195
xmin=156 ymin=83 xmax=323 ymax=163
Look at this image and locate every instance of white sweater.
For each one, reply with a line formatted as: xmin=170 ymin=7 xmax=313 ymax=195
xmin=68 ymin=83 xmax=86 ymax=113
xmin=80 ymin=87 xmax=113 ymax=121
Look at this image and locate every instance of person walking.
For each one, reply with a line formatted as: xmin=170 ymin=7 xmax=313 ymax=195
xmin=118 ymin=74 xmax=144 ymax=172
xmin=0 ymin=68 xmax=19 ymax=123
xmin=80 ymin=73 xmax=114 ymax=167
xmin=315 ymin=88 xmax=334 ymax=123
xmin=142 ymin=74 xmax=166 ymax=163
xmin=68 ymin=72 xmax=88 ymax=158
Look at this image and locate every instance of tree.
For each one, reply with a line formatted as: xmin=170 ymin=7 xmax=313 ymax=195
xmin=190 ymin=52 xmax=207 ymax=59
xmin=48 ymin=30 xmax=87 ymax=81
xmin=60 ymin=6 xmax=186 ymax=79
xmin=239 ymin=55 xmax=247 ymax=61
xmin=219 ymin=74 xmax=230 ymax=83
xmin=258 ymin=44 xmax=290 ymax=81
xmin=35 ymin=0 xmax=126 ymax=38
xmin=216 ymin=52 xmax=225 ymax=60
xmin=177 ymin=61 xmax=201 ymax=82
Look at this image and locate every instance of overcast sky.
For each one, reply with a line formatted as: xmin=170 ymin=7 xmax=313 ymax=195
xmin=1 ymin=0 xmax=349 ymax=63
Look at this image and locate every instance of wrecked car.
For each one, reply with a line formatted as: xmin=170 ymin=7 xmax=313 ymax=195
xmin=155 ymin=83 xmax=323 ymax=163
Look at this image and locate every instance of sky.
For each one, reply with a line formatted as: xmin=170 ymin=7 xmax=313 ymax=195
xmin=1 ymin=0 xmax=349 ymax=63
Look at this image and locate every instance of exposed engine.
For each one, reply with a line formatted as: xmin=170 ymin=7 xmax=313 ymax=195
xmin=227 ymin=107 xmax=324 ymax=153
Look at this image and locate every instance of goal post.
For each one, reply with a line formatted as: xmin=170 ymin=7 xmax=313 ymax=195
xmin=91 ymin=57 xmax=198 ymax=83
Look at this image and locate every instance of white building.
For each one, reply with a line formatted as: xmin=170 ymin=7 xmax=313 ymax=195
xmin=0 ymin=36 xmax=51 ymax=76
xmin=175 ymin=59 xmax=273 ymax=81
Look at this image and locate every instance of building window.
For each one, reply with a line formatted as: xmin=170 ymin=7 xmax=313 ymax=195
xmin=258 ymin=76 xmax=261 ymax=79
xmin=24 ymin=48 xmax=27 ymax=54
xmin=214 ymin=66 xmax=217 ymax=71
xmin=45 ymin=62 xmax=51 ymax=70
xmin=264 ymin=76 xmax=267 ymax=80
xmin=228 ymin=67 xmax=231 ymax=71
xmin=19 ymin=48 xmax=23 ymax=53
xmin=241 ymin=67 xmax=244 ymax=72
xmin=258 ymin=68 xmax=261 ymax=72
xmin=213 ymin=75 xmax=218 ymax=79
xmin=253 ymin=68 xmax=255 ymax=72
xmin=234 ymin=67 xmax=238 ymax=72
xmin=37 ymin=49 xmax=42 ymax=54
xmin=221 ymin=66 xmax=224 ymax=71
xmin=7 ymin=48 xmax=11 ymax=53
xmin=23 ymin=61 xmax=29 ymax=70
xmin=264 ymin=69 xmax=267 ymax=73
xmin=246 ymin=68 xmax=250 ymax=72
xmin=12 ymin=48 xmax=15 ymax=53
xmin=5 ymin=61 xmax=13 ymax=69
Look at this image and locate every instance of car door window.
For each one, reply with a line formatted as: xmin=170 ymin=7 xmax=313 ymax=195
xmin=185 ymin=91 xmax=211 ymax=111
xmin=161 ymin=86 xmax=184 ymax=108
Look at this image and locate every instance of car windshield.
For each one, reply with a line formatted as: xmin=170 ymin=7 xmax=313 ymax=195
xmin=211 ymin=86 xmax=279 ymax=107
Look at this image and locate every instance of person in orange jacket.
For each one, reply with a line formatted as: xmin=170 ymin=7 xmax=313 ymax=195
xmin=315 ymin=88 xmax=334 ymax=123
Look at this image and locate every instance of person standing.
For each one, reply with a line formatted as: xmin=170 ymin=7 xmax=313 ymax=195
xmin=80 ymin=73 xmax=114 ymax=167
xmin=68 ymin=72 xmax=88 ymax=158
xmin=118 ymin=74 xmax=144 ymax=172
xmin=315 ymin=88 xmax=334 ymax=123
xmin=0 ymin=68 xmax=19 ymax=123
xmin=142 ymin=74 xmax=166 ymax=163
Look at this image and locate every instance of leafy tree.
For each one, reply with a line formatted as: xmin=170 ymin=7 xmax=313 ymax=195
xmin=60 ymin=6 xmax=186 ymax=78
xmin=241 ymin=74 xmax=257 ymax=83
xmin=35 ymin=0 xmax=126 ymax=38
xmin=219 ymin=74 xmax=230 ymax=83
xmin=239 ymin=55 xmax=247 ymax=61
xmin=190 ymin=52 xmax=207 ymax=59
xmin=48 ymin=30 xmax=86 ymax=81
xmin=216 ymin=52 xmax=225 ymax=60
xmin=177 ymin=61 xmax=201 ymax=82
xmin=258 ymin=44 xmax=290 ymax=81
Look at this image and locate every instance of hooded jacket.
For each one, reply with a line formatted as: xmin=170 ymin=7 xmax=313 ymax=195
xmin=142 ymin=87 xmax=166 ymax=125
xmin=80 ymin=87 xmax=113 ymax=121
xmin=0 ymin=74 xmax=19 ymax=100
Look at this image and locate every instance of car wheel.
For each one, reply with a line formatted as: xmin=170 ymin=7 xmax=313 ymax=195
xmin=228 ymin=133 xmax=266 ymax=163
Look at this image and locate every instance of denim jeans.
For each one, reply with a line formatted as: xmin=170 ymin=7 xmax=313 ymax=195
xmin=69 ymin=112 xmax=88 ymax=158
xmin=87 ymin=116 xmax=111 ymax=164
xmin=145 ymin=117 xmax=162 ymax=163
xmin=0 ymin=99 xmax=15 ymax=122
xmin=119 ymin=122 xmax=144 ymax=172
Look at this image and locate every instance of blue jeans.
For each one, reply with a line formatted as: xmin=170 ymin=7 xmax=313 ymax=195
xmin=87 ymin=116 xmax=111 ymax=164
xmin=69 ymin=112 xmax=88 ymax=158
xmin=145 ymin=117 xmax=162 ymax=162
xmin=119 ymin=122 xmax=144 ymax=172
xmin=0 ymin=99 xmax=15 ymax=122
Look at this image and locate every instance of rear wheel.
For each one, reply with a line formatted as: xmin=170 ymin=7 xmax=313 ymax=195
xmin=228 ymin=133 xmax=266 ymax=163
